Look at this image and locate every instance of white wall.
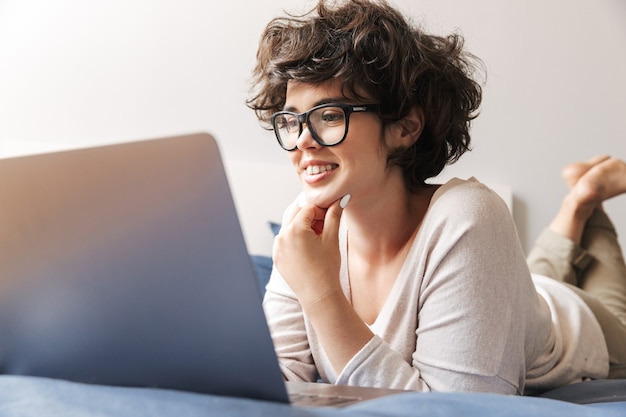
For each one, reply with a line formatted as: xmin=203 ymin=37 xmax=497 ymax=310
xmin=1 ymin=0 xmax=625 ymax=254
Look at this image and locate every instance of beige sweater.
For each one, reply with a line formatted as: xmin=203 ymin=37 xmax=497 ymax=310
xmin=263 ymin=178 xmax=609 ymax=394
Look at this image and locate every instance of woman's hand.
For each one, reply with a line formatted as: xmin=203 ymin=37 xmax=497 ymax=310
xmin=272 ymin=195 xmax=349 ymax=309
xmin=273 ymin=194 xmax=374 ymax=374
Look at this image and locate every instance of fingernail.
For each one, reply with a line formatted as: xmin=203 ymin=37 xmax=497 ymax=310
xmin=296 ymin=193 xmax=307 ymax=208
xmin=339 ymin=194 xmax=351 ymax=209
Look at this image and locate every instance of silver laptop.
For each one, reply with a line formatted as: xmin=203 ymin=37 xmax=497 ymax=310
xmin=0 ymin=133 xmax=402 ymax=407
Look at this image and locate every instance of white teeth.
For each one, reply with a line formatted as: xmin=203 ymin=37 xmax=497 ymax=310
xmin=306 ymin=164 xmax=336 ymax=175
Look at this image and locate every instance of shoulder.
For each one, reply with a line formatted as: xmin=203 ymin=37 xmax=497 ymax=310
xmin=417 ymin=177 xmax=522 ymax=258
xmin=432 ymin=177 xmax=506 ymax=209
xmin=427 ymin=177 xmax=512 ymax=227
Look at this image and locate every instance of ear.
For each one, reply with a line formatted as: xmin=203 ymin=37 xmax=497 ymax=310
xmin=384 ymin=106 xmax=425 ymax=148
xmin=395 ymin=106 xmax=425 ymax=147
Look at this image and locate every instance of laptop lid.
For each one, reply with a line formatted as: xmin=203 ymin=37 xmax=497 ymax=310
xmin=0 ymin=133 xmax=289 ymax=403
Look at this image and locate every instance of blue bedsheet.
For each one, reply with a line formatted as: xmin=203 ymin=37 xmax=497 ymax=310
xmin=0 ymin=375 xmax=624 ymax=417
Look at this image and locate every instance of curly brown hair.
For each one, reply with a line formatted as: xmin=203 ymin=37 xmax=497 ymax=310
xmin=247 ymin=0 xmax=484 ymax=190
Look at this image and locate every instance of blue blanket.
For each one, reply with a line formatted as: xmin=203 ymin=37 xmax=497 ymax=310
xmin=0 ymin=376 xmax=624 ymax=417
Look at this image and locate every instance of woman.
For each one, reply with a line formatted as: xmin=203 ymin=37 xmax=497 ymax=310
xmin=247 ymin=0 xmax=624 ymax=394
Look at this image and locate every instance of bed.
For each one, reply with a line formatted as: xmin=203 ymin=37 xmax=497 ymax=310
xmin=1 ymin=154 xmax=624 ymax=416
xmin=1 ymin=371 xmax=625 ymax=416
xmin=1 ymin=248 xmax=619 ymax=417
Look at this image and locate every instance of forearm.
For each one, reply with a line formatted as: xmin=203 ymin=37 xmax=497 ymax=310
xmin=300 ymin=289 xmax=374 ymax=376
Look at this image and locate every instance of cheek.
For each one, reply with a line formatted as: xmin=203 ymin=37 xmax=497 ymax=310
xmin=288 ymin=153 xmax=301 ymax=173
xmin=354 ymin=131 xmax=389 ymax=166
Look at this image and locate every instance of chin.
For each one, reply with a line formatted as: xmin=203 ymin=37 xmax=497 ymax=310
xmin=303 ymin=192 xmax=335 ymax=209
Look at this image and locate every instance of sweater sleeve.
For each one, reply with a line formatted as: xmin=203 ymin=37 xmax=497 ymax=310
xmin=261 ymin=196 xmax=319 ymax=382
xmin=262 ymin=267 xmax=318 ymax=382
xmin=336 ymin=180 xmax=534 ymax=394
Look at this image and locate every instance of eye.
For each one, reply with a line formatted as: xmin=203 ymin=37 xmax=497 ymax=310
xmin=320 ymin=108 xmax=345 ymax=125
xmin=275 ymin=114 xmax=299 ymax=132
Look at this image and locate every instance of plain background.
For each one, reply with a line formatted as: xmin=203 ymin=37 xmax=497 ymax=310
xmin=1 ymin=0 xmax=625 ymax=255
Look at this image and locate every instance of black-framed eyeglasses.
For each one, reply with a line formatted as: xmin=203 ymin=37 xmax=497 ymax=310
xmin=270 ymin=103 xmax=379 ymax=151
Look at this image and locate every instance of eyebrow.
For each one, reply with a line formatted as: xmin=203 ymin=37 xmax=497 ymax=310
xmin=283 ymin=97 xmax=349 ymax=113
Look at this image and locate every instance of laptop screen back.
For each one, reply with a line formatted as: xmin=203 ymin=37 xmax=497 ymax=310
xmin=0 ymin=133 xmax=288 ymax=403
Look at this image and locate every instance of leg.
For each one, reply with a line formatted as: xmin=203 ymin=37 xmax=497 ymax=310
xmin=577 ymin=209 xmax=626 ymax=379
xmin=578 ymin=210 xmax=626 ymax=326
xmin=526 ymin=227 xmax=591 ymax=287
xmin=566 ymin=285 xmax=626 ymax=379
xmin=527 ymin=156 xmax=621 ymax=285
xmin=529 ymin=156 xmax=626 ymax=378
xmin=558 ymin=157 xmax=626 ymax=323
xmin=528 ymin=222 xmax=626 ymax=379
xmin=548 ymin=157 xmax=626 ymax=246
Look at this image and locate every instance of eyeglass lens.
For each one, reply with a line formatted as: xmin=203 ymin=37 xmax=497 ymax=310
xmin=274 ymin=106 xmax=347 ymax=149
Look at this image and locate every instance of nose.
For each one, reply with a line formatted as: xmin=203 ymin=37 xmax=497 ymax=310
xmin=295 ymin=125 xmax=321 ymax=151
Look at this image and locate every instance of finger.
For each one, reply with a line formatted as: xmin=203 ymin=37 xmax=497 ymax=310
xmin=282 ymin=202 xmax=303 ymax=229
xmin=296 ymin=204 xmax=326 ymax=235
xmin=321 ymin=194 xmax=350 ymax=238
xmin=308 ymin=205 xmax=328 ymax=235
xmin=281 ymin=192 xmax=313 ymax=228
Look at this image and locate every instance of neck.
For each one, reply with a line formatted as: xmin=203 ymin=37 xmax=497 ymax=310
xmin=344 ymin=184 xmax=437 ymax=263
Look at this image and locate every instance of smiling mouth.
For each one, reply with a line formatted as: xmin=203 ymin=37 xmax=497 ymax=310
xmin=306 ymin=164 xmax=338 ymax=175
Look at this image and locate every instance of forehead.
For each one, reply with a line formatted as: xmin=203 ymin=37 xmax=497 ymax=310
xmin=285 ymin=80 xmax=345 ymax=108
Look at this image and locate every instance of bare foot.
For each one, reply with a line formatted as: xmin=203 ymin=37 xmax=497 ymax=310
xmin=549 ymin=156 xmax=626 ymax=245
xmin=572 ymin=157 xmax=626 ymax=207
xmin=562 ymin=155 xmax=610 ymax=189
